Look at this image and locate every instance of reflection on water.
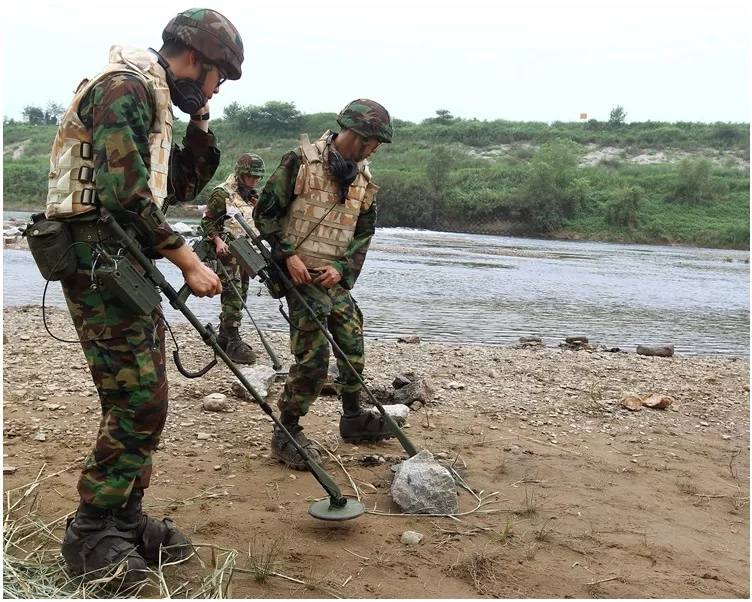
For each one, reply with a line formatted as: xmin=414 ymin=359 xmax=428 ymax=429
xmin=3 ymin=218 xmax=750 ymax=356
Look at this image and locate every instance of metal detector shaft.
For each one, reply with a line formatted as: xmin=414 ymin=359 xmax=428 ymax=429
xmin=232 ymin=214 xmax=418 ymax=457
xmin=97 ymin=214 xmax=348 ymax=507
xmin=215 ymin=259 xmax=283 ymax=371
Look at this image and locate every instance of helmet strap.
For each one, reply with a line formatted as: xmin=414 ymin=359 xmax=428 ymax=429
xmin=149 ymin=48 xmax=207 ymax=115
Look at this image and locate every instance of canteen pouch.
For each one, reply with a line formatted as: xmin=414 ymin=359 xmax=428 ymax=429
xmin=25 ymin=215 xmax=78 ymax=281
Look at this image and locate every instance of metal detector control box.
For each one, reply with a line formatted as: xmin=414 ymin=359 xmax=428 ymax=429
xmin=228 ymin=238 xmax=286 ymax=298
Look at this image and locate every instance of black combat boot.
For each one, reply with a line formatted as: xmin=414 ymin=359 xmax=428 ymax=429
xmin=271 ymin=410 xmax=321 ymax=471
xmin=113 ymin=488 xmax=192 ymax=565
xmin=339 ymin=391 xmax=394 ymax=443
xmin=61 ymin=501 xmax=147 ymax=590
xmin=217 ymin=325 xmax=256 ymax=364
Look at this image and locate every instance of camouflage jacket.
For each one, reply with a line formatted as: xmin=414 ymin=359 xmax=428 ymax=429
xmin=78 ymin=73 xmax=220 ymax=251
xmin=254 ymin=149 xmax=377 ymax=290
xmin=200 ymin=184 xmax=258 ymax=240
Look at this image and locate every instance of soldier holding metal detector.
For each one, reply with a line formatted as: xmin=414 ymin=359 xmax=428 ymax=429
xmin=25 ymin=8 xmax=243 ymax=589
xmin=199 ymin=153 xmax=266 ymax=364
xmin=253 ymin=99 xmax=396 ymax=470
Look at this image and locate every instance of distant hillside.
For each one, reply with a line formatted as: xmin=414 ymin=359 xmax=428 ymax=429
xmin=3 ymin=107 xmax=749 ymax=249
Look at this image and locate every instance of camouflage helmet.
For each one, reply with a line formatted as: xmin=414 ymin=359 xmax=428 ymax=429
xmin=162 ymin=9 xmax=244 ymax=80
xmin=235 ymin=153 xmax=265 ymax=177
xmin=337 ymin=99 xmax=393 ymax=143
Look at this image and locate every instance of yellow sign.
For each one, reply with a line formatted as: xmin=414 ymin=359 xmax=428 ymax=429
xmin=579 ymin=113 xmax=588 ymax=120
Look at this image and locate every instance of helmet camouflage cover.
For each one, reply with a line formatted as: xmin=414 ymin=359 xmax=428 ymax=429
xmin=162 ymin=8 xmax=244 ymax=79
xmin=337 ymin=99 xmax=393 ymax=143
xmin=235 ymin=153 xmax=265 ymax=177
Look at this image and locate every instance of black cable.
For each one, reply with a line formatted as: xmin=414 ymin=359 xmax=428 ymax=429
xmin=41 ymin=241 xmax=110 ymax=344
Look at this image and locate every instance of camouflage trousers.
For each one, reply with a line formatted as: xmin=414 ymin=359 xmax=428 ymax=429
xmin=214 ymin=251 xmax=249 ymax=329
xmin=278 ymin=283 xmax=364 ymax=417
xmin=61 ymin=243 xmax=168 ymax=509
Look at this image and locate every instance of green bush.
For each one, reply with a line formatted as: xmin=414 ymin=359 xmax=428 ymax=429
xmin=666 ymin=157 xmax=713 ymax=204
xmin=605 ymin=185 xmax=643 ymax=229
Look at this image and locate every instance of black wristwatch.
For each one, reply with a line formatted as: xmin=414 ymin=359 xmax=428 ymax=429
xmin=190 ymin=113 xmax=210 ymax=121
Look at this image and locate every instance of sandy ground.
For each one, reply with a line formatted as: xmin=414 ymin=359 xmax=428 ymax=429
xmin=2 ymin=305 xmax=750 ymax=599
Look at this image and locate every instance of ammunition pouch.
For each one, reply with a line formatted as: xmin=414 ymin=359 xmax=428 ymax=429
xmin=25 ymin=214 xmax=78 ymax=281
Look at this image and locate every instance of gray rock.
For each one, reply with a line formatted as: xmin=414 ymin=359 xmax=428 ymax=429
xmin=400 ymin=530 xmax=424 ymax=546
xmin=197 ymin=432 xmax=212 ymax=440
xmin=392 ymin=372 xmax=416 ymax=389
xmin=519 ymin=335 xmax=542 ymax=343
xmin=397 ymin=334 xmax=421 ymax=344
xmin=231 ymin=365 xmax=278 ymax=401
xmin=370 ymin=385 xmax=396 ymax=405
xmin=369 ymin=403 xmax=410 ymax=425
xmin=393 ymin=378 xmax=434 ymax=407
xmin=202 ymin=393 xmax=229 ymax=412
xmin=636 ymin=344 xmax=675 ymax=358
xmin=391 ymin=450 xmax=459 ymax=515
xmin=566 ymin=335 xmax=589 ymax=344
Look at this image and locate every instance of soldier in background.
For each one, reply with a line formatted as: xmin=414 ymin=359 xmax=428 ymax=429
xmin=200 ymin=153 xmax=266 ymax=364
xmin=254 ymin=100 xmax=394 ymax=470
xmin=43 ymin=8 xmax=244 ymax=588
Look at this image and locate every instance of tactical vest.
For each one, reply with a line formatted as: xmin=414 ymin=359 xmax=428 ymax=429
xmin=216 ymin=173 xmax=259 ymax=238
xmin=281 ymin=131 xmax=379 ymax=268
xmin=46 ymin=46 xmax=173 ymax=219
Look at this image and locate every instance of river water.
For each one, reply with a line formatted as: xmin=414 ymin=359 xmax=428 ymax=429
xmin=3 ymin=212 xmax=749 ymax=356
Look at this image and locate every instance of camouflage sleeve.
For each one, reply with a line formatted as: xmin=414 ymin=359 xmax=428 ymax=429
xmin=331 ymin=201 xmax=377 ymax=289
xmin=200 ymin=187 xmax=229 ymax=238
xmin=82 ymin=73 xmax=218 ymax=252
xmin=253 ymin=150 xmax=301 ymax=259
xmin=169 ymin=121 xmax=221 ymax=205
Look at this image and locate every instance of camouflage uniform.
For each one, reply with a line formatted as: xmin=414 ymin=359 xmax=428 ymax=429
xmin=63 ymin=68 xmax=219 ymax=509
xmin=255 ymin=149 xmax=377 ymax=414
xmin=200 ymin=154 xmax=264 ymax=363
xmin=42 ymin=8 xmax=244 ymax=587
xmin=201 ymin=154 xmax=264 ymax=330
xmin=254 ymin=99 xmax=394 ymax=469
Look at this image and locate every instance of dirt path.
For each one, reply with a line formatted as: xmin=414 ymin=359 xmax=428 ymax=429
xmin=3 ymin=306 xmax=749 ymax=598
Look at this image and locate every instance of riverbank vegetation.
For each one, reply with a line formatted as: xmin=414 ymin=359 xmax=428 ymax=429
xmin=4 ymin=103 xmax=749 ymax=249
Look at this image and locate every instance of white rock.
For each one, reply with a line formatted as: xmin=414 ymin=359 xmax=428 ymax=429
xmin=368 ymin=403 xmax=410 ymax=425
xmin=202 ymin=393 xmax=229 ymax=412
xmin=34 ymin=432 xmax=46 ymax=442
xmin=197 ymin=432 xmax=212 ymax=440
xmin=171 ymin=221 xmax=195 ymax=235
xmin=231 ymin=365 xmax=278 ymax=401
xmin=400 ymin=530 xmax=424 ymax=545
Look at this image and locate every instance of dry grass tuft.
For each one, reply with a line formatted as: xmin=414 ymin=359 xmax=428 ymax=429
xmin=445 ymin=544 xmax=504 ymax=595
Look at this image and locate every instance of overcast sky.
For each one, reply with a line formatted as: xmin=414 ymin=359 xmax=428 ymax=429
xmin=1 ymin=0 xmax=750 ymax=124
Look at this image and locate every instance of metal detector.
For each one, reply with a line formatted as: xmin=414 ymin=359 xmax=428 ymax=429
xmin=97 ymin=214 xmax=365 ymax=522
xmin=229 ymin=213 xmax=419 ymax=458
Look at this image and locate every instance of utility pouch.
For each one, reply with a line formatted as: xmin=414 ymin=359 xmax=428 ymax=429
xmin=25 ymin=215 xmax=78 ymax=281
xmin=95 ymin=260 xmax=162 ymax=315
xmin=229 ymin=237 xmax=286 ymax=299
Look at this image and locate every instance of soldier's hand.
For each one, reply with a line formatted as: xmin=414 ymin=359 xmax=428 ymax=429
xmin=312 ymin=265 xmax=342 ymax=288
xmin=286 ymin=255 xmax=312 ymax=286
xmin=214 ymin=237 xmax=230 ymax=257
xmin=184 ymin=263 xmax=222 ymax=297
